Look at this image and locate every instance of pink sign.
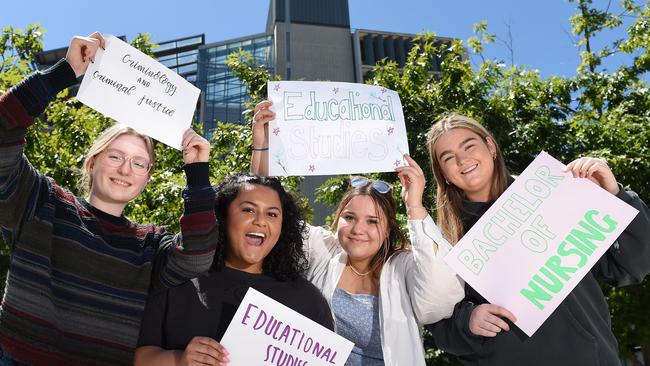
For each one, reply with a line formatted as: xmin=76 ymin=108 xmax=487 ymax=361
xmin=444 ymin=151 xmax=638 ymax=336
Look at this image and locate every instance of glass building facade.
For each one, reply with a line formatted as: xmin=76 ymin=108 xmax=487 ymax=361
xmin=197 ymin=34 xmax=274 ymax=136
xmin=154 ymin=35 xmax=204 ymax=85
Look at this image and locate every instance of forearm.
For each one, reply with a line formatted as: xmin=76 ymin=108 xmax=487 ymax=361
xmin=0 ymin=60 xmax=75 ymax=232
xmin=153 ymin=163 xmax=217 ymax=290
xmin=250 ymin=149 xmax=269 ymax=176
xmin=594 ymin=185 xmax=650 ymax=285
xmin=406 ymin=215 xmax=464 ymax=323
xmin=427 ymin=300 xmax=487 ymax=356
xmin=134 ymin=346 xmax=182 ymax=366
xmin=0 ymin=59 xmax=77 ymax=132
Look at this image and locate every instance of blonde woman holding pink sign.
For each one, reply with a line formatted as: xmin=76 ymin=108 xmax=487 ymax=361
xmin=425 ymin=113 xmax=650 ymax=366
xmin=251 ymin=101 xmax=464 ymax=366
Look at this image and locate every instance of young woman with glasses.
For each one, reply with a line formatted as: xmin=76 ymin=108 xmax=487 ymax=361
xmin=249 ymin=101 xmax=464 ymax=366
xmin=0 ymin=33 xmax=217 ymax=365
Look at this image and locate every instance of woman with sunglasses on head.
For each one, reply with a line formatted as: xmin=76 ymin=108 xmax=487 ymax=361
xmin=250 ymin=101 xmax=464 ymax=366
xmin=0 ymin=33 xmax=218 ymax=365
xmin=424 ymin=113 xmax=650 ymax=366
xmin=135 ymin=173 xmax=333 ymax=366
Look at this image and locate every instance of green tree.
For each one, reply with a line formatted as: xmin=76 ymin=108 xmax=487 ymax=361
xmin=0 ymin=26 xmax=311 ymax=296
xmin=228 ymin=1 xmax=649 ymax=364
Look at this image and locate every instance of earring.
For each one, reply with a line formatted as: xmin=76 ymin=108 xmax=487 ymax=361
xmin=445 ymin=179 xmax=450 ymax=185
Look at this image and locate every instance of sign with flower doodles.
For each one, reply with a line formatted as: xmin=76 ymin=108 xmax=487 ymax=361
xmin=267 ymin=81 xmax=409 ymax=176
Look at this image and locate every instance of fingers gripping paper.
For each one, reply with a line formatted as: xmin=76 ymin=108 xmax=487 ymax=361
xmin=77 ymin=35 xmax=200 ymax=150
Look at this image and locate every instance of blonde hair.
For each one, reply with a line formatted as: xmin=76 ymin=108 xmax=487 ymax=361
xmin=81 ymin=124 xmax=155 ymax=194
xmin=426 ymin=113 xmax=509 ymax=244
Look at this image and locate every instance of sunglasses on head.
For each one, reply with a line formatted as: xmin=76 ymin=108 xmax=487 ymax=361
xmin=350 ymin=176 xmax=393 ymax=194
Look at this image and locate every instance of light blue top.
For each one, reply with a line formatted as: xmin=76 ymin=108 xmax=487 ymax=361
xmin=332 ymin=288 xmax=384 ymax=366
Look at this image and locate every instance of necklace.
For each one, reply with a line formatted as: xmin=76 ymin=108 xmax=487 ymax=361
xmin=348 ymin=263 xmax=371 ymax=276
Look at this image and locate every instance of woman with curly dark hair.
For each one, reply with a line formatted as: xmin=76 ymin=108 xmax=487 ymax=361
xmin=134 ymin=173 xmax=334 ymax=366
xmin=251 ymin=101 xmax=464 ymax=366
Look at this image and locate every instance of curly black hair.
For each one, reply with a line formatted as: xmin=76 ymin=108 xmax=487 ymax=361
xmin=210 ymin=173 xmax=308 ymax=281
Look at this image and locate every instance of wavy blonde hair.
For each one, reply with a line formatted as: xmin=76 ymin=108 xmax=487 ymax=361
xmin=426 ymin=113 xmax=509 ymax=244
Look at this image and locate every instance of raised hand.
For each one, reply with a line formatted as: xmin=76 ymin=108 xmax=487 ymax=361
xmin=65 ymin=32 xmax=105 ymax=78
xmin=565 ymin=157 xmax=619 ymax=195
xmin=395 ymin=154 xmax=427 ymax=219
xmin=469 ymin=304 xmax=517 ymax=337
xmin=252 ymin=100 xmax=275 ymax=149
xmin=182 ymin=128 xmax=211 ymax=164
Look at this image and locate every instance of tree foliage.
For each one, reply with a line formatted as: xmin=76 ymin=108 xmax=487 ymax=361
xmin=226 ymin=1 xmax=650 ymax=364
xmin=1 ymin=0 xmax=649 ymax=364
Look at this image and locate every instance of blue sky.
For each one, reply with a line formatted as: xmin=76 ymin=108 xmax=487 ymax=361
xmin=1 ymin=0 xmax=640 ymax=79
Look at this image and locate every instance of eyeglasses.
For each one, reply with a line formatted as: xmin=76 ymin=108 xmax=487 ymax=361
xmin=350 ymin=176 xmax=393 ymax=194
xmin=99 ymin=149 xmax=152 ymax=175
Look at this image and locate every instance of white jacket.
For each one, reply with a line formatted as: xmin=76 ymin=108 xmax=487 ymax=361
xmin=304 ymin=215 xmax=465 ymax=366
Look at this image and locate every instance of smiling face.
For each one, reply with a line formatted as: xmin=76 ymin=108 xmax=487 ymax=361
xmin=224 ymin=184 xmax=283 ymax=274
xmin=87 ymin=134 xmax=151 ymax=216
xmin=434 ymin=127 xmax=497 ymax=202
xmin=336 ymin=195 xmax=388 ymax=267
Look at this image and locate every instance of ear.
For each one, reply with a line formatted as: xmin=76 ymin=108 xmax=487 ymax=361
xmin=485 ymin=136 xmax=497 ymax=158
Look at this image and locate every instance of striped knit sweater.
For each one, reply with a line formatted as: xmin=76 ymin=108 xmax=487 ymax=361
xmin=0 ymin=59 xmax=218 ymax=365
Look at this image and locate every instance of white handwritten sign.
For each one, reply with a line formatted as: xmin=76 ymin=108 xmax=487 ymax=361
xmin=444 ymin=151 xmax=638 ymax=336
xmin=77 ymin=35 xmax=200 ymax=150
xmin=267 ymin=81 xmax=409 ymax=176
xmin=220 ymin=288 xmax=353 ymax=365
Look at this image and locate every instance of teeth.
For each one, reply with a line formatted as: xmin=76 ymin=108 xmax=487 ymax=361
xmin=247 ymin=232 xmax=266 ymax=239
xmin=111 ymin=178 xmax=131 ymax=186
xmin=461 ymin=164 xmax=478 ymax=174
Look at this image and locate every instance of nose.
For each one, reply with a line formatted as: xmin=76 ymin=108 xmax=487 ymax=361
xmin=252 ymin=211 xmax=267 ymax=227
xmin=455 ymin=150 xmax=469 ymax=166
xmin=350 ymin=219 xmax=364 ymax=234
xmin=117 ymin=158 xmax=133 ymax=175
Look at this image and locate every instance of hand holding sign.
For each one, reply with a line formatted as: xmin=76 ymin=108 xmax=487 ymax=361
xmin=181 ymin=336 xmax=230 ymax=366
xmin=468 ymin=304 xmax=517 ymax=337
xmin=77 ymin=35 xmax=201 ymax=150
xmin=66 ymin=32 xmax=106 ymax=78
xmin=253 ymin=100 xmax=274 ymax=149
xmin=220 ymin=288 xmax=353 ymax=365
xmin=182 ymin=129 xmax=211 ymax=164
xmin=565 ymin=157 xmax=619 ymax=195
xmin=443 ymin=151 xmax=639 ymax=336
xmin=267 ymin=81 xmax=409 ymax=176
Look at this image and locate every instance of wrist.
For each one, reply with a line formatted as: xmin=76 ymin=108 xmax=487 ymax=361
xmin=252 ymin=146 xmax=269 ymax=151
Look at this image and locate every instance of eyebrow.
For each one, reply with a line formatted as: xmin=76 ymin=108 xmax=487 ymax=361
xmin=341 ymin=210 xmax=379 ymax=220
xmin=438 ymin=136 xmax=478 ymax=160
xmin=104 ymin=148 xmax=150 ymax=161
xmin=239 ymin=200 xmax=281 ymax=211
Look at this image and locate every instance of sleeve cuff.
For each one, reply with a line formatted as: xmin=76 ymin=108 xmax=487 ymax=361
xmin=40 ymin=59 xmax=78 ymax=94
xmin=408 ymin=214 xmax=454 ymax=254
xmin=615 ymin=183 xmax=639 ymax=204
xmin=183 ymin=162 xmax=210 ymax=189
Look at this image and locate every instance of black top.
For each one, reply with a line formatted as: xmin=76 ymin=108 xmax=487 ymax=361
xmin=138 ymin=268 xmax=334 ymax=349
xmin=427 ymin=183 xmax=650 ymax=366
